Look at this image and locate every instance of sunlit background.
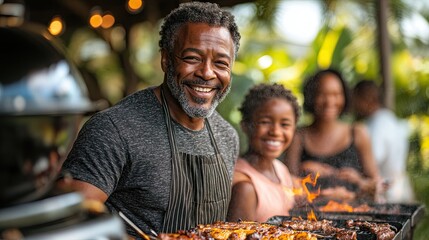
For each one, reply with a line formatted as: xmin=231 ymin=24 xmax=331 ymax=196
xmin=1 ymin=0 xmax=429 ymax=238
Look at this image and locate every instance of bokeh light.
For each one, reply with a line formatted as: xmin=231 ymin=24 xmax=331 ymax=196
xmin=48 ymin=16 xmax=64 ymax=36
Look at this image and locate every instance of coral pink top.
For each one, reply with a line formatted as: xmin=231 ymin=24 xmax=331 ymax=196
xmin=234 ymin=158 xmax=295 ymax=222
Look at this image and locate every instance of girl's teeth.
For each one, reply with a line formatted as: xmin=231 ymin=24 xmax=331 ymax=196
xmin=266 ymin=140 xmax=281 ymax=146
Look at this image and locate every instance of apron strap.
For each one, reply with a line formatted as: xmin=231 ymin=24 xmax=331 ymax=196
xmin=160 ymin=87 xmax=230 ymax=233
xmin=206 ymin=120 xmax=221 ymax=157
xmin=160 ymin=87 xmax=180 ymax=233
xmin=160 ymin=88 xmax=179 ymax=157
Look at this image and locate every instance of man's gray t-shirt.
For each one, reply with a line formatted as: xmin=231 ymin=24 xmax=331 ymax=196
xmin=61 ymin=87 xmax=239 ymax=236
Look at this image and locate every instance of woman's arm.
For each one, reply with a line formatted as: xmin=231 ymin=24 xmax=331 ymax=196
xmin=354 ymin=123 xmax=380 ymax=179
xmin=301 ymin=161 xmax=338 ymax=177
xmin=283 ymin=130 xmax=304 ymax=175
xmin=351 ymin=123 xmax=381 ymax=196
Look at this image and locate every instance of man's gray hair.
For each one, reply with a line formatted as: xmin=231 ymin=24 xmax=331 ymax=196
xmin=159 ymin=1 xmax=241 ymax=57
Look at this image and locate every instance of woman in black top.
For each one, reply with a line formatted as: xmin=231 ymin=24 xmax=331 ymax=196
xmin=284 ymin=69 xmax=381 ymax=202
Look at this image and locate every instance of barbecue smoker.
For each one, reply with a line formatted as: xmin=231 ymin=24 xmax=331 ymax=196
xmin=0 ymin=24 xmax=125 ymax=239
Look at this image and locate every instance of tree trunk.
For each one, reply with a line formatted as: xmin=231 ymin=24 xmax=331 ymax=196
xmin=376 ymin=0 xmax=394 ymax=109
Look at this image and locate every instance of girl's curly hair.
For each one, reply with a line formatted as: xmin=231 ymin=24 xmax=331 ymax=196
xmin=239 ymin=83 xmax=300 ymax=125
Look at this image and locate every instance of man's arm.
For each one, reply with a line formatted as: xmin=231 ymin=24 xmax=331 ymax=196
xmin=57 ymin=178 xmax=108 ymax=202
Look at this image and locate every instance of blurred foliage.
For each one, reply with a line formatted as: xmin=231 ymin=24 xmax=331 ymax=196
xmin=61 ymin=1 xmax=429 ymax=238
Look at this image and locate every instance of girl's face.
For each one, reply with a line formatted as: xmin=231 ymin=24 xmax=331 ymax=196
xmin=313 ymin=73 xmax=345 ymax=120
xmin=247 ymin=98 xmax=296 ymax=161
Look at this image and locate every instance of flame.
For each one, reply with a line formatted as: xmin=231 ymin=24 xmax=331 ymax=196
xmin=301 ymin=173 xmax=320 ymax=203
xmin=283 ymin=173 xmax=321 ymax=203
xmin=307 ymin=210 xmax=317 ymax=221
xmin=319 ymin=200 xmax=373 ymax=212
xmin=320 ymin=200 xmax=353 ymax=212
xmin=283 ymin=173 xmax=321 ymax=222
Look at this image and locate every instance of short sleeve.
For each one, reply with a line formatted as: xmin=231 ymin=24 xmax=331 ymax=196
xmin=61 ymin=112 xmax=127 ymax=196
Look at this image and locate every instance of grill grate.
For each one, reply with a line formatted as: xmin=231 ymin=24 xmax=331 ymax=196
xmin=288 ymin=203 xmax=426 ymax=240
xmin=267 ymin=215 xmax=402 ymax=240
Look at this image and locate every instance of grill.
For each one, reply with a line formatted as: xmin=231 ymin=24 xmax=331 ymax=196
xmin=287 ymin=202 xmax=426 ymax=240
xmin=0 ymin=192 xmax=126 ymax=239
xmin=267 ymin=215 xmax=403 ymax=240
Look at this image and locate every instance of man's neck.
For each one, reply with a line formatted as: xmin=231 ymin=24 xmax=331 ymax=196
xmin=154 ymin=85 xmax=205 ymax=131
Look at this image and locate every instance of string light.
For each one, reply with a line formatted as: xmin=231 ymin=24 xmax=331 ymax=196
xmin=101 ymin=13 xmax=115 ymax=29
xmin=48 ymin=16 xmax=64 ymax=36
xmin=127 ymin=0 xmax=143 ymax=14
xmin=89 ymin=7 xmax=103 ymax=28
xmin=89 ymin=7 xmax=116 ymax=29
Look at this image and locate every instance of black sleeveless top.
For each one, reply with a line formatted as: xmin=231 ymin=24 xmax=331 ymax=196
xmin=300 ymin=126 xmax=362 ymax=191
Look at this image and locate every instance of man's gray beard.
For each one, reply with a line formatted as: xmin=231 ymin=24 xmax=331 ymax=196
xmin=165 ymin=62 xmax=231 ymax=118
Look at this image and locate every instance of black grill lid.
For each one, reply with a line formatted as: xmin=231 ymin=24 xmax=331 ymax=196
xmin=0 ymin=25 xmax=100 ymax=116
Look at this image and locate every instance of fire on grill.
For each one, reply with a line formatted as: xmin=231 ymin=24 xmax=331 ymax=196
xmin=285 ymin=173 xmax=426 ymax=240
xmin=289 ymin=200 xmax=425 ymax=240
xmin=271 ymin=216 xmax=402 ymax=240
xmin=153 ymin=173 xmax=422 ymax=240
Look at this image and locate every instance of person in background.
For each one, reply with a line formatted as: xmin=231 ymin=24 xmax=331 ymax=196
xmin=352 ymin=80 xmax=415 ymax=203
xmin=227 ymin=83 xmax=300 ymax=222
xmin=58 ymin=2 xmax=241 ymax=237
xmin=284 ymin=69 xmax=382 ymax=203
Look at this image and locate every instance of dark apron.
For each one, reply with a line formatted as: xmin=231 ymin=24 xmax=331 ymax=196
xmin=160 ymin=89 xmax=231 ymax=233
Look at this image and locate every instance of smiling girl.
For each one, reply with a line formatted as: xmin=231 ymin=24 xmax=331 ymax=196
xmin=227 ymin=83 xmax=300 ymax=222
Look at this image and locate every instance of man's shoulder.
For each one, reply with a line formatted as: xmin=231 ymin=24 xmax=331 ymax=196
xmin=367 ymin=109 xmax=393 ymax=126
xmin=101 ymin=88 xmax=158 ymax=115
xmin=85 ymin=88 xmax=161 ymax=129
xmin=369 ymin=109 xmax=409 ymax=137
xmin=373 ymin=108 xmax=397 ymax=120
xmin=115 ymin=87 xmax=155 ymax=106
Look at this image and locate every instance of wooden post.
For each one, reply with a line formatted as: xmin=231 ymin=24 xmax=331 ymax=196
xmin=376 ymin=0 xmax=394 ymax=109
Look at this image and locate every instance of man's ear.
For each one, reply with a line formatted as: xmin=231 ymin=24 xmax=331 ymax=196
xmin=161 ymin=50 xmax=168 ymax=72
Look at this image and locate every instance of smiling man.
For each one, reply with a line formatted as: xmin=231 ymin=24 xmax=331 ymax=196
xmin=58 ymin=2 xmax=241 ymax=238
